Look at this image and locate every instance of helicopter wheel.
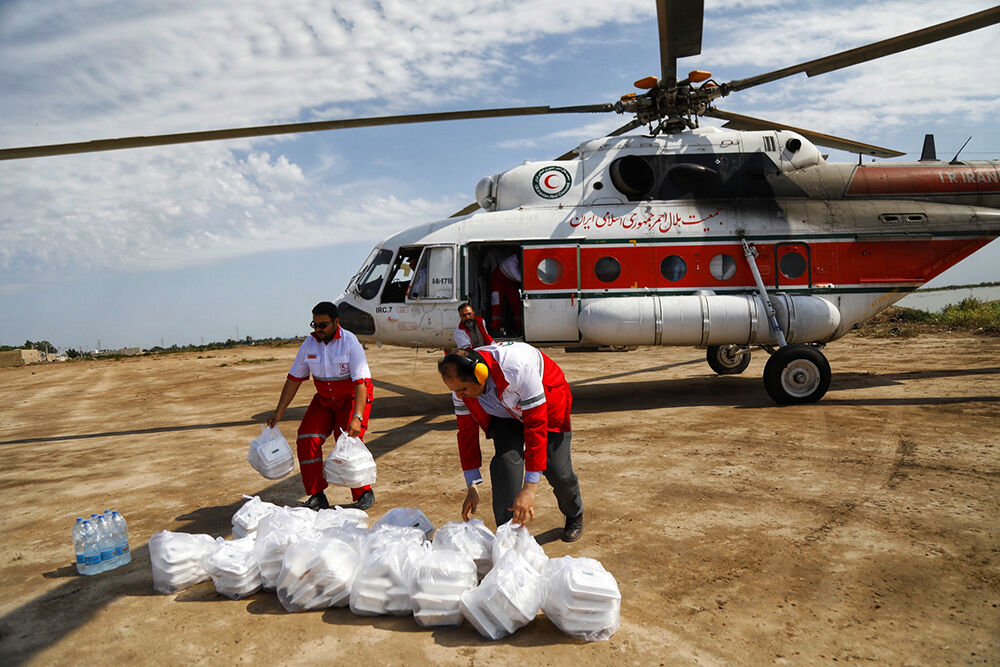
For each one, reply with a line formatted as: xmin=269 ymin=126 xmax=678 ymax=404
xmin=762 ymin=344 xmax=831 ymax=405
xmin=706 ymin=345 xmax=751 ymax=375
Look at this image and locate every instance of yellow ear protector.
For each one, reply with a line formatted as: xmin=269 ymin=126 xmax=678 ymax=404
xmin=448 ymin=350 xmax=489 ymax=384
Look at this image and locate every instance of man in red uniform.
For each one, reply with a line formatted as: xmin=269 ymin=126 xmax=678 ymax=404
xmin=453 ymin=302 xmax=493 ymax=350
xmin=267 ymin=302 xmax=375 ymax=510
xmin=489 ymin=254 xmax=522 ymax=336
xmin=438 ymin=342 xmax=583 ymax=542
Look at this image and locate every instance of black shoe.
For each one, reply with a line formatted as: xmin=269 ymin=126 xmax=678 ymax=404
xmin=341 ymin=489 xmax=375 ymax=511
xmin=303 ymin=491 xmax=329 ymax=511
xmin=561 ymin=513 xmax=583 ymax=542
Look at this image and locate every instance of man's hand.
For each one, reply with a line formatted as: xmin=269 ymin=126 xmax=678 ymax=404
xmin=348 ymin=415 xmax=362 ymax=437
xmin=266 ymin=413 xmax=281 ymax=428
xmin=462 ymin=485 xmax=480 ymax=521
xmin=508 ymin=482 xmax=537 ymax=525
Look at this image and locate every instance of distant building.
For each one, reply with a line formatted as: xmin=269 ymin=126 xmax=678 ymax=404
xmin=0 ymin=349 xmax=43 ymax=368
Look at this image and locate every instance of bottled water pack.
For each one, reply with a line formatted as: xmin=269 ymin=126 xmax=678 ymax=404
xmin=72 ymin=510 xmax=130 ymax=575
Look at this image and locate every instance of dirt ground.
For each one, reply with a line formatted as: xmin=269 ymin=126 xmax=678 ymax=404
xmin=0 ymin=332 xmax=998 ymax=665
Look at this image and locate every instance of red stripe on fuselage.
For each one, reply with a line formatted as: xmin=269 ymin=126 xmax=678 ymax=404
xmin=846 ymin=165 xmax=1000 ymax=196
xmin=522 ymin=238 xmax=990 ymax=292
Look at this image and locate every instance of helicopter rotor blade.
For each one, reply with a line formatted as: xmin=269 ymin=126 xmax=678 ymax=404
xmin=0 ymin=104 xmax=614 ymax=161
xmin=656 ymin=0 xmax=704 ymax=85
xmin=705 ymin=108 xmax=904 ymax=159
xmin=448 ymin=118 xmax=643 ymax=218
xmin=722 ymin=6 xmax=1000 ymax=94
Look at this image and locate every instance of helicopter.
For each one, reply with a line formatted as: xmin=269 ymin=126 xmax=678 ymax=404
xmin=2 ymin=2 xmax=999 ymax=405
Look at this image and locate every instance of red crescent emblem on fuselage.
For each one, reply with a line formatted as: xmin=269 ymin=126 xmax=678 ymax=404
xmin=544 ymin=173 xmax=559 ymax=189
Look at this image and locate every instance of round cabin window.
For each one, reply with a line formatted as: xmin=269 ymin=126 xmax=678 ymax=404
xmin=536 ymin=258 xmax=564 ymax=285
xmin=594 ymin=256 xmax=621 ymax=283
xmin=660 ymin=255 xmax=687 ymax=282
xmin=779 ymin=251 xmax=807 ymax=279
xmin=709 ymin=253 xmax=737 ymax=281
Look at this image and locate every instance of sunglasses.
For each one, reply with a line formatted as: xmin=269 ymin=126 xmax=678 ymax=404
xmin=311 ymin=320 xmax=334 ymax=329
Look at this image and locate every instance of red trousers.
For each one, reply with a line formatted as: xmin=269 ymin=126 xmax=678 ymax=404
xmin=296 ymin=380 xmax=373 ymax=499
xmin=490 ymin=267 xmax=522 ymax=332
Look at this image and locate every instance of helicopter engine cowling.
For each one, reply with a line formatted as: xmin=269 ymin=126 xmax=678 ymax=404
xmin=577 ymin=294 xmax=840 ymax=346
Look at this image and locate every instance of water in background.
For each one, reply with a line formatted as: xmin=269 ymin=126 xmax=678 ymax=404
xmin=897 ymin=285 xmax=1000 ymax=313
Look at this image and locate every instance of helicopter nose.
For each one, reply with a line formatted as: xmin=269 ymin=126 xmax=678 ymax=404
xmin=336 ymin=301 xmax=376 ymax=336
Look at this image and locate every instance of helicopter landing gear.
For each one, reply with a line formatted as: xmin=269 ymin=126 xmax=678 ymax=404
xmin=706 ymin=344 xmax=751 ymax=375
xmin=762 ymin=344 xmax=831 ymax=404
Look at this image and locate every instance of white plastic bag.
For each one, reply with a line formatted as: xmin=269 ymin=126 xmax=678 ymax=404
xmin=460 ymin=550 xmax=542 ymax=640
xmin=372 ymin=507 xmax=435 ymax=539
xmin=276 ymin=536 xmax=362 ymax=612
xmin=253 ymin=507 xmax=318 ymax=589
xmin=410 ymin=548 xmax=478 ymax=627
xmin=350 ymin=541 xmax=429 ymax=616
xmin=231 ymin=494 xmax=280 ymax=539
xmin=247 ymin=425 xmax=295 ymax=479
xmin=323 ymin=432 xmax=377 ymax=488
xmin=541 ymin=556 xmax=622 ymax=641
xmin=492 ymin=520 xmax=548 ymax=575
xmin=149 ymin=530 xmax=219 ymax=594
xmin=433 ymin=519 xmax=495 ymax=578
xmin=204 ymin=537 xmax=262 ymax=600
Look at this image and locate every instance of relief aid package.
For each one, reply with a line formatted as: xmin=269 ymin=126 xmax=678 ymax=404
xmin=204 ymin=537 xmax=262 ymax=600
xmin=492 ymin=520 xmax=548 ymax=575
xmin=276 ymin=536 xmax=362 ymax=612
xmin=432 ymin=519 xmax=495 ymax=578
xmin=253 ymin=507 xmax=319 ymax=589
xmin=409 ymin=548 xmax=478 ymax=628
xmin=541 ymin=556 xmax=622 ymax=641
xmin=231 ymin=495 xmax=280 ymax=539
xmin=349 ymin=541 xmax=429 ymax=616
xmin=323 ymin=432 xmax=377 ymax=488
xmin=247 ymin=426 xmax=294 ymax=480
xmin=149 ymin=530 xmax=219 ymax=594
xmin=372 ymin=507 xmax=435 ymax=539
xmin=460 ymin=550 xmax=543 ymax=640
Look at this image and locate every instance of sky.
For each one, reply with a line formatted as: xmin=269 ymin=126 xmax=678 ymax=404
xmin=1 ymin=0 xmax=998 ymax=351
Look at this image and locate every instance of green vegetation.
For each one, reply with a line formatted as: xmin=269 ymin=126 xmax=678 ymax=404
xmin=856 ymin=298 xmax=1000 ymax=338
xmin=219 ymin=357 xmax=278 ymax=367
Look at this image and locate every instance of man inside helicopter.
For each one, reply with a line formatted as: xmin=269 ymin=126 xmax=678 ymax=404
xmin=438 ymin=343 xmax=584 ymax=542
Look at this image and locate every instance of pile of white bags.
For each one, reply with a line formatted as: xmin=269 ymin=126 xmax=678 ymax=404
xmin=350 ymin=541 xmax=429 ymax=616
xmin=149 ymin=530 xmax=219 ymax=594
xmin=541 ymin=557 xmax=622 ymax=641
xmin=247 ymin=426 xmax=295 ymax=479
xmin=203 ymin=537 xmax=262 ymax=600
xmin=410 ymin=548 xmax=478 ymax=627
xmin=372 ymin=507 xmax=435 ymax=539
xmin=322 ymin=433 xmax=377 ymax=488
xmin=276 ymin=536 xmax=362 ymax=612
xmin=149 ymin=498 xmax=623 ymax=641
xmin=460 ymin=550 xmax=543 ymax=640
xmin=433 ymin=519 xmax=495 ymax=578
xmin=231 ymin=495 xmax=279 ymax=539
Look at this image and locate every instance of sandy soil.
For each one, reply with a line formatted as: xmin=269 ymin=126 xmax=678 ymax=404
xmin=0 ymin=333 xmax=998 ymax=665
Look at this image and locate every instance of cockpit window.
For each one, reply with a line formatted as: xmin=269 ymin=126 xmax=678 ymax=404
xmin=354 ymin=248 xmax=393 ymax=301
xmin=381 ymin=246 xmax=423 ymax=304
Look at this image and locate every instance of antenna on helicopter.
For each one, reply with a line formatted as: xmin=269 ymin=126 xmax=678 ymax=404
xmin=949 ymin=137 xmax=973 ymax=165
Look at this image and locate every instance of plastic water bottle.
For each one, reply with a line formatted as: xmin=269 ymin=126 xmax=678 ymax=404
xmin=81 ymin=520 xmax=100 ymax=575
xmin=111 ymin=511 xmax=131 ymax=566
xmin=72 ymin=517 xmax=86 ymax=574
xmin=96 ymin=515 xmax=115 ymax=572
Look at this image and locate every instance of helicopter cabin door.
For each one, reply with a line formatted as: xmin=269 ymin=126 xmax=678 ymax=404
xmin=521 ymin=245 xmax=580 ymax=343
xmin=406 ymin=244 xmax=457 ymax=332
xmin=774 ymin=242 xmax=811 ymax=289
